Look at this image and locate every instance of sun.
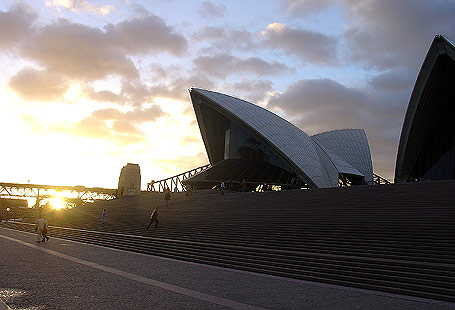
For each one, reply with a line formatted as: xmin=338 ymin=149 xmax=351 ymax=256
xmin=49 ymin=197 xmax=66 ymax=210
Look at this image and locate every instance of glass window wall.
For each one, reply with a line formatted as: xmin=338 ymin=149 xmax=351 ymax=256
xmin=226 ymin=121 xmax=294 ymax=174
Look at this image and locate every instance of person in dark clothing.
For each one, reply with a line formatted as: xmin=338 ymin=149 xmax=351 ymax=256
xmin=220 ymin=180 xmax=225 ymax=195
xmin=101 ymin=208 xmax=107 ymax=224
xmin=147 ymin=206 xmax=159 ymax=230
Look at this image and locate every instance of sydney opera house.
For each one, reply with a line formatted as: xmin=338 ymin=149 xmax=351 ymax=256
xmin=184 ymin=88 xmax=373 ymax=190
xmin=181 ymin=34 xmax=455 ymax=191
xmin=395 ymin=35 xmax=455 ymax=182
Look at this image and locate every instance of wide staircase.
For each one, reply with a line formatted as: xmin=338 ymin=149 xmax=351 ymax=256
xmin=2 ymin=181 xmax=454 ymax=302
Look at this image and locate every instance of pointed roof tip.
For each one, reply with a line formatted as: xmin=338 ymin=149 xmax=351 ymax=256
xmin=189 ymin=87 xmax=210 ymax=95
xmin=435 ymin=34 xmax=455 ymax=47
xmin=189 ymin=88 xmax=260 ymax=106
xmin=190 ymin=87 xmax=206 ymax=90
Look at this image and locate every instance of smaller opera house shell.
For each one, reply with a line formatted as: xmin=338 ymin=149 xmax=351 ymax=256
xmin=186 ymin=88 xmax=373 ymax=190
xmin=395 ymin=35 xmax=455 ymax=182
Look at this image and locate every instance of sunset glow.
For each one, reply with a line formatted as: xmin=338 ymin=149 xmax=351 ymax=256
xmin=49 ymin=197 xmax=66 ymax=210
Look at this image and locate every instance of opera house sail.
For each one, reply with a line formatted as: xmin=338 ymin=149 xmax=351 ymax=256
xmin=186 ymin=88 xmax=373 ymax=190
xmin=395 ymin=35 xmax=455 ymax=182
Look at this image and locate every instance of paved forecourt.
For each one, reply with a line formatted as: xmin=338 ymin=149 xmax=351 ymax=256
xmin=0 ymin=227 xmax=454 ymax=310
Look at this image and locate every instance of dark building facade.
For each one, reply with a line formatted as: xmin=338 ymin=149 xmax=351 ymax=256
xmin=395 ymin=35 xmax=455 ymax=182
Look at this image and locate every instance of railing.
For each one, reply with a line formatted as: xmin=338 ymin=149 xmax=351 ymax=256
xmin=372 ymin=173 xmax=393 ymax=185
xmin=147 ymin=164 xmax=211 ymax=193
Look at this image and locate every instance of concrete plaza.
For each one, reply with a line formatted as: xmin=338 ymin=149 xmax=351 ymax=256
xmin=0 ymin=227 xmax=453 ymax=310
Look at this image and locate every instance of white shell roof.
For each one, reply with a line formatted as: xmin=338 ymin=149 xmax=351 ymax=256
xmin=192 ymin=88 xmax=330 ymax=187
xmin=191 ymin=88 xmax=373 ymax=187
xmin=311 ymin=129 xmax=373 ymax=184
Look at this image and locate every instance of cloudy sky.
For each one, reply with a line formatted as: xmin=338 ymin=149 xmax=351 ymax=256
xmin=1 ymin=0 xmax=454 ymax=189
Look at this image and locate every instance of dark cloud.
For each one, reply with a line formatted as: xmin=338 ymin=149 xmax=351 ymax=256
xmin=281 ymin=0 xmax=334 ymax=16
xmin=149 ymin=75 xmax=215 ymax=101
xmin=85 ymin=89 xmax=122 ymax=103
xmin=105 ymin=13 xmax=187 ymax=56
xmin=0 ymin=5 xmax=36 ymax=49
xmin=268 ymin=78 xmax=365 ymax=115
xmin=198 ymin=2 xmax=227 ymax=19
xmin=225 ymin=79 xmax=274 ymax=103
xmin=22 ymin=19 xmax=139 ymax=80
xmin=270 ymin=0 xmax=455 ymax=179
xmin=192 ymin=26 xmax=225 ymax=41
xmin=194 ymin=53 xmax=292 ymax=78
xmin=342 ymin=0 xmax=455 ymax=70
xmin=149 ymin=63 xmax=171 ymax=80
xmin=119 ymin=81 xmax=154 ymax=106
xmin=70 ymin=105 xmax=166 ymax=144
xmin=260 ymin=23 xmax=339 ymax=65
xmin=267 ymin=78 xmax=408 ymax=179
xmin=92 ymin=106 xmax=166 ymax=123
xmin=368 ymin=71 xmax=414 ymax=92
xmin=192 ymin=26 xmax=256 ymax=52
xmin=8 ymin=68 xmax=69 ymax=101
xmin=6 ymin=8 xmax=187 ymax=101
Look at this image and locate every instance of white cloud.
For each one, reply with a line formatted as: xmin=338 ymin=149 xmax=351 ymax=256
xmin=46 ymin=0 xmax=115 ymax=15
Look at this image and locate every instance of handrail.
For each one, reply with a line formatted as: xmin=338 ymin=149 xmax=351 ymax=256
xmin=372 ymin=173 xmax=393 ymax=185
xmin=147 ymin=164 xmax=211 ymax=193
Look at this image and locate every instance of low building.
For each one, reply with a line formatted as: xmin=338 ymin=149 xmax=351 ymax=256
xmin=118 ymin=163 xmax=141 ymax=196
xmin=0 ymin=198 xmax=28 ymax=221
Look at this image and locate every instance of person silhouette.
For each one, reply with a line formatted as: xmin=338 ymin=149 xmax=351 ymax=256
xmin=147 ymin=206 xmax=159 ymax=229
xmin=101 ymin=209 xmax=107 ymax=224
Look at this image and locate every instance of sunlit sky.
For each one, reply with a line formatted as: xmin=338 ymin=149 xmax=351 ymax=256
xmin=1 ymin=0 xmax=454 ymax=189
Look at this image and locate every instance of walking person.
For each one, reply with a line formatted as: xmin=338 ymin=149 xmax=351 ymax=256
xmin=41 ymin=216 xmax=49 ymax=242
xmin=147 ymin=206 xmax=159 ymax=230
xmin=241 ymin=178 xmax=246 ymax=192
xmin=101 ymin=208 xmax=107 ymax=224
xmin=35 ymin=216 xmax=46 ymax=243
xmin=164 ymin=188 xmax=171 ymax=206
xmin=220 ymin=180 xmax=225 ymax=195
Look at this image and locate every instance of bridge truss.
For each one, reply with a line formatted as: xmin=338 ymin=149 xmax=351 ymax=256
xmin=0 ymin=183 xmax=117 ymax=208
xmin=147 ymin=164 xmax=211 ymax=193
